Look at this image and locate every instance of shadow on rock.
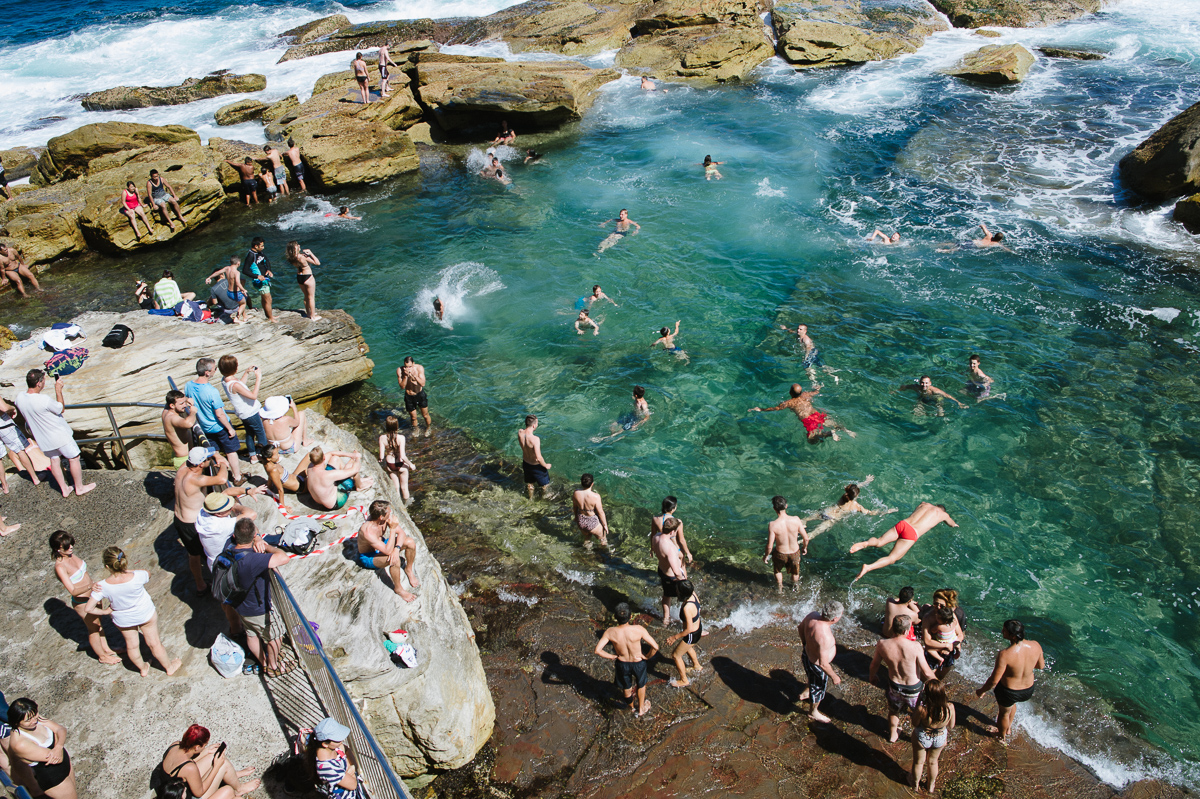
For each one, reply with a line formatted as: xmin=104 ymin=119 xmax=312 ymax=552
xmin=712 ymin=655 xmax=796 ymax=715
xmin=811 ymin=720 xmax=909 ymax=785
xmin=540 ymin=651 xmax=619 ymax=708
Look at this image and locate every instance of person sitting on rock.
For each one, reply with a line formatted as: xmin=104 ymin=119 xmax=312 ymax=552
xmin=491 ymin=119 xmax=515 ymax=145
xmin=262 ymin=444 xmax=307 ymax=513
xmin=304 ymin=447 xmax=373 ymax=511
xmin=260 ymin=396 xmax=312 ymax=456
xmin=146 ymin=169 xmax=186 ymax=232
xmin=0 ymin=243 xmax=42 ymax=298
xmin=119 ymin=181 xmax=154 ymax=240
xmin=355 ymin=500 xmax=419 ymax=602
xmin=152 ymin=270 xmax=195 ymax=310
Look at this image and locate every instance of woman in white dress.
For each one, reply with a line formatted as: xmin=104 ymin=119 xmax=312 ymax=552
xmin=83 ymin=546 xmax=180 ymax=677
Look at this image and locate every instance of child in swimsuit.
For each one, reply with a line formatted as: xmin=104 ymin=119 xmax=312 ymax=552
xmin=652 ymin=321 xmax=687 ymax=360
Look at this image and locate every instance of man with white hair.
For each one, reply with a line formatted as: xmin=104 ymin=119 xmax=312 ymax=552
xmin=798 ymin=601 xmax=843 ymax=723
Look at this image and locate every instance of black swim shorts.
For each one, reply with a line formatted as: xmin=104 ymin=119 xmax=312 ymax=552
xmin=174 ymin=517 xmax=203 ymax=557
xmin=404 ymin=389 xmax=428 ymax=412
xmin=658 ymin=568 xmax=680 ymax=599
xmin=523 ymin=461 xmax=550 ymax=487
xmin=0 ymin=169 xmax=7 ymax=188
xmin=994 ymin=683 xmax=1035 ymax=708
xmin=239 ymin=178 xmax=257 ymax=197
xmin=614 ymin=659 xmax=648 ymax=691
xmin=802 ymin=650 xmax=828 ymax=706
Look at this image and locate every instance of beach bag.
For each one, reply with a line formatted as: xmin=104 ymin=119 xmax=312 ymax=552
xmin=101 ymin=324 xmax=135 ymax=349
xmin=211 ymin=548 xmax=250 ymax=606
xmin=209 ymin=632 xmax=245 ymax=678
xmin=43 ymin=347 xmax=89 ymax=377
xmin=174 ymin=300 xmax=204 ymax=322
xmin=282 ymin=519 xmax=321 ymax=553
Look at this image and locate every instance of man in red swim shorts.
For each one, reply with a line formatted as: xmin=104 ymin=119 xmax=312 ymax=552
xmin=848 ymin=502 xmax=958 ymax=583
xmin=749 ymin=383 xmax=855 ymax=443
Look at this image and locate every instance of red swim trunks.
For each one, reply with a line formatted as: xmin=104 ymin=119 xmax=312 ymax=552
xmin=894 ymin=520 xmax=918 ymax=541
xmin=802 ymin=412 xmax=827 ymax=434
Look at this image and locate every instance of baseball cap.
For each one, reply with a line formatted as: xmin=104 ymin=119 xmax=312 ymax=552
xmin=187 ymin=446 xmax=217 ymax=466
xmin=314 ymin=717 xmax=350 ymax=743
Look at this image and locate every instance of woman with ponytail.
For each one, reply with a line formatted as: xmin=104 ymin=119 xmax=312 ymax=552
xmin=83 ymin=547 xmax=180 ymax=676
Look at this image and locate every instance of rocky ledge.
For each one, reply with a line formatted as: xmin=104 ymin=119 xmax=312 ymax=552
xmin=773 ymin=0 xmax=948 ymax=69
xmin=1118 ymin=100 xmax=1200 ymax=204
xmin=929 ymin=0 xmax=1102 ymax=28
xmin=0 ymin=309 xmax=373 ymax=469
xmin=80 ymin=73 xmax=267 ymax=111
xmin=945 ymin=42 xmax=1036 ymax=84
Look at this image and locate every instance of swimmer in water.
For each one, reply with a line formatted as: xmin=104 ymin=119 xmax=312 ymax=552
xmin=652 ymin=321 xmax=688 ymax=361
xmin=432 ymin=297 xmax=444 ymax=321
xmin=480 ymin=156 xmax=511 ymax=185
xmin=779 ymin=323 xmax=839 ymax=383
xmin=699 ymin=155 xmax=724 ymax=181
xmin=964 ymin=354 xmax=1005 ymax=402
xmin=597 ymin=209 xmax=640 ymax=254
xmin=868 ymin=230 xmax=901 ymax=244
xmin=937 ymin=223 xmax=1012 ymax=253
xmin=592 ymin=385 xmax=651 ymax=442
xmin=748 ymin=382 xmax=855 ymax=443
xmin=802 ymin=477 xmax=899 ymax=539
xmin=576 ymin=284 xmax=618 ymax=309
xmin=336 ymin=206 xmax=360 ymax=220
xmin=524 ymin=149 xmax=543 ymax=164
xmin=575 ymin=308 xmax=600 ymax=336
xmin=900 ymin=375 xmax=967 ymax=416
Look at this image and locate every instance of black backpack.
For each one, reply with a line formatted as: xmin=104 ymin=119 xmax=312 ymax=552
xmin=102 ymin=324 xmax=134 ymax=348
xmin=211 ymin=547 xmax=250 ymax=606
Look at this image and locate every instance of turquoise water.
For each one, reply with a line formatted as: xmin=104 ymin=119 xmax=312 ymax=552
xmin=3 ymin=0 xmax=1200 ymax=787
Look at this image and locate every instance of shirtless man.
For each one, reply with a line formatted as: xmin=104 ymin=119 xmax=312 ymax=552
xmin=900 ymin=375 xmax=967 ymax=415
xmin=224 ymin=157 xmax=260 ymax=206
xmin=764 ymin=495 xmax=808 ymax=590
xmin=592 ymin=385 xmax=651 ymax=443
xmin=518 ymin=415 xmax=552 ymax=499
xmin=883 ymin=586 xmax=921 ymax=638
xmin=868 ymin=230 xmax=900 ymax=244
xmin=204 ymin=256 xmax=248 ymax=323
xmin=174 ymin=447 xmax=229 ymax=591
xmin=263 ymin=145 xmax=290 ymax=198
xmin=870 ymin=615 xmax=937 ymax=741
xmin=778 ymin=323 xmax=837 ymax=383
xmin=798 ymin=602 xmax=843 ymax=723
xmin=572 ymin=473 xmax=609 ymax=548
xmin=356 ymin=500 xmax=419 ymax=602
xmin=849 ymin=502 xmax=959 ymax=582
xmin=146 ymin=169 xmax=186 ymax=231
xmin=377 ymin=43 xmax=398 ymax=97
xmin=575 ymin=308 xmax=600 ymax=336
xmin=161 ymin=390 xmax=197 ymax=468
xmin=352 ymin=52 xmax=371 ymax=104
xmin=397 ymin=356 xmax=432 ymax=432
xmin=749 ymin=383 xmax=855 ymax=443
xmin=653 ymin=517 xmax=687 ymax=626
xmin=651 ymin=496 xmax=692 ymax=564
xmin=0 ymin=244 xmax=42 ymax=297
xmin=973 ymin=223 xmax=1006 ymax=248
xmin=586 ymin=284 xmax=618 ymax=307
xmin=964 ymin=354 xmax=1004 ymax=402
xmin=595 ymin=602 xmax=659 ymax=717
xmin=803 ymin=478 xmax=897 ymax=538
xmin=304 ymin=447 xmax=373 ymax=511
xmin=284 ymin=138 xmax=307 ymax=192
xmin=597 ymin=209 xmax=640 ymax=254
xmin=976 ymin=619 xmax=1044 ymax=739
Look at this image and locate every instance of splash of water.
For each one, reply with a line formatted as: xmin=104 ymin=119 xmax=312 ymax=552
xmin=412 ymin=261 xmax=505 ymax=330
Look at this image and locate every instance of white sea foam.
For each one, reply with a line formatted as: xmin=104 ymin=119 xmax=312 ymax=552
xmin=756 ymin=178 xmax=786 ymax=198
xmin=555 ymin=566 xmax=596 ymax=586
xmin=496 ymin=587 xmax=538 ymax=606
xmin=1134 ymin=306 xmax=1181 ymax=323
xmin=270 ymin=197 xmax=358 ymax=231
xmin=412 ymin=261 xmax=505 ymax=330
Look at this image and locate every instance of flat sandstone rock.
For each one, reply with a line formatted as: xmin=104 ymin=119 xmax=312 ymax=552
xmin=929 ymin=0 xmax=1101 ymax=28
xmin=80 ymin=73 xmax=267 ymax=111
xmin=773 ymin=0 xmax=948 ymax=68
xmin=945 ymin=42 xmax=1035 ymax=84
xmin=1118 ymin=100 xmax=1200 ymax=202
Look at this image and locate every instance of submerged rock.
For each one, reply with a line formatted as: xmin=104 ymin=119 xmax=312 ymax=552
xmin=929 ymin=0 xmax=1100 ymax=28
xmin=413 ymin=57 xmax=619 ymax=133
xmin=1176 ymin=195 xmax=1200 ymax=234
xmin=1118 ymin=101 xmax=1200 ymax=202
xmin=773 ymin=0 xmax=948 ymax=68
xmin=615 ymin=23 xmax=775 ymax=82
xmin=214 ymin=99 xmax=268 ymax=125
xmin=279 ymin=13 xmax=352 ymax=43
xmin=973 ymin=27 xmax=1001 ymax=36
xmin=945 ymin=42 xmax=1035 ymax=84
xmin=80 ymin=73 xmax=267 ymax=111
xmin=1037 ymin=46 xmax=1105 ymax=59
xmin=449 ymin=0 xmax=650 ymax=55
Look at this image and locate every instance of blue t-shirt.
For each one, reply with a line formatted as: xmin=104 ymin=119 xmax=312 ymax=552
xmin=184 ymin=380 xmax=225 ymax=434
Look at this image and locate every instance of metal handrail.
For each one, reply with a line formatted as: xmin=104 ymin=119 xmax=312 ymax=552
xmin=60 ymin=400 xmax=168 ymax=469
xmin=269 ymin=572 xmax=413 ymax=799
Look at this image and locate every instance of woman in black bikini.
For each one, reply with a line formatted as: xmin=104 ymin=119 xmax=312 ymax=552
xmin=286 ymin=240 xmax=322 ymax=321
xmin=0 ymin=243 xmax=42 ymax=298
xmin=160 ymin=723 xmax=259 ymax=799
xmin=6 ymin=697 xmax=77 ymax=799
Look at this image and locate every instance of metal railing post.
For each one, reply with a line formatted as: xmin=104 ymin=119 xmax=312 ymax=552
xmin=104 ymin=405 xmax=132 ymax=470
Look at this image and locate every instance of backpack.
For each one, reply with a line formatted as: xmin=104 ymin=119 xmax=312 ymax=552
xmin=101 ymin=324 xmax=135 ymax=348
xmin=44 ymin=347 xmax=89 ymax=377
xmin=281 ymin=519 xmax=321 ymax=555
xmin=211 ymin=547 xmax=250 ymax=606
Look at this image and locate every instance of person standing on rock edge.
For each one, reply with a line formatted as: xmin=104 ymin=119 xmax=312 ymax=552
xmin=870 ymin=614 xmax=936 ymax=742
xmin=595 ymin=602 xmax=659 ymax=718
xmin=14 ymin=370 xmax=95 ymax=499
xmin=764 ymin=495 xmax=808 ymax=591
xmin=184 ymin=358 xmax=246 ymax=486
xmin=798 ymin=602 xmax=843 ymax=723
xmin=975 ymin=619 xmax=1044 ymax=740
xmin=517 ymin=415 xmax=552 ymax=500
xmin=286 ymin=241 xmax=321 ymax=321
xmin=161 ymin=390 xmax=198 ymax=468
xmin=146 ymin=169 xmax=186 ymax=231
xmin=285 ymin=138 xmax=307 ymax=193
xmin=174 ymin=446 xmax=229 ymax=593
xmin=665 ymin=579 xmax=703 ymax=687
xmin=572 ymin=473 xmax=609 ymax=548
xmin=651 ymin=496 xmax=693 ymax=564
xmin=352 ymin=52 xmax=370 ymax=104
xmin=241 ymin=237 xmax=274 ymax=320
xmin=263 ymin=145 xmax=290 ymax=198
xmin=378 ymin=43 xmax=397 ymax=98
xmin=397 ymin=356 xmax=431 ymax=433
xmin=224 ymin=157 xmax=260 ymax=206
xmin=653 ymin=517 xmax=687 ymax=627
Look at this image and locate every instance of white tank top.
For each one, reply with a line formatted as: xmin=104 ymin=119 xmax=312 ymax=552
xmin=222 ymin=379 xmax=262 ymax=420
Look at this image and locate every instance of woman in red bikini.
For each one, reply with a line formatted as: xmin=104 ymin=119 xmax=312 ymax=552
xmin=849 ymin=502 xmax=958 ymax=582
xmin=118 ymin=181 xmax=154 ymax=240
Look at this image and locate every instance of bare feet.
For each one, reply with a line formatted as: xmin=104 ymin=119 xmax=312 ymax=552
xmin=854 ymin=565 xmax=868 ymax=582
xmin=76 ymin=482 xmax=97 ymax=496
xmin=811 ymin=709 xmax=832 ymax=723
xmin=98 ymin=654 xmax=121 ymax=665
xmin=236 ymin=767 xmax=256 ymax=778
xmin=0 ymin=523 xmax=19 ymax=536
xmin=848 ymin=541 xmax=867 ymax=553
xmin=636 ymin=700 xmax=651 ymax=718
xmin=310 ymin=315 xmax=323 ymax=322
xmin=407 ymin=570 xmax=421 ymax=589
xmin=61 ymin=485 xmax=74 ymax=498
xmin=165 ymin=658 xmax=183 ymax=676
xmin=235 ymin=778 xmax=261 ymax=796
xmin=138 ymin=665 xmax=151 ymax=677
xmin=798 ymin=688 xmax=810 ymax=702
xmin=888 ymin=729 xmax=899 ymax=743
xmin=669 ymin=677 xmax=690 ymax=688
xmin=395 ymin=588 xmax=417 ymax=602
